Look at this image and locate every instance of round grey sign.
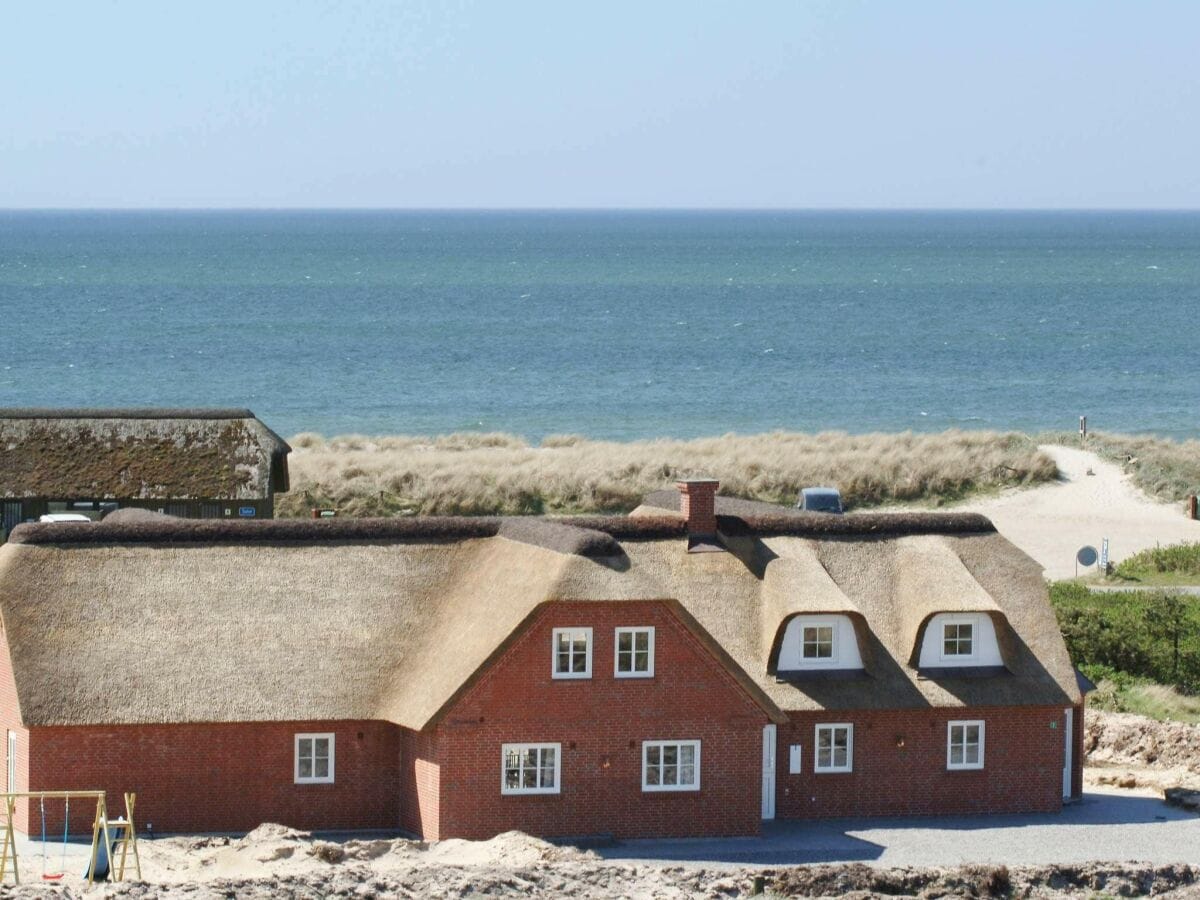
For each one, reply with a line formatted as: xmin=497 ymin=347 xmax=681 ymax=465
xmin=1076 ymin=545 xmax=1099 ymax=567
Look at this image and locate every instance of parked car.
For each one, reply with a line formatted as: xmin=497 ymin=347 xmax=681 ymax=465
xmin=38 ymin=513 xmax=93 ymax=523
xmin=796 ymin=487 xmax=843 ymax=514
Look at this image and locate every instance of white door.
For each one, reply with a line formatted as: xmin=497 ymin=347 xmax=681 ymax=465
xmin=1062 ymin=708 xmax=1073 ymax=799
xmin=761 ymin=724 xmax=777 ymax=819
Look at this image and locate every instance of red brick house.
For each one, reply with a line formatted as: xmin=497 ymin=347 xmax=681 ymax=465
xmin=0 ymin=482 xmax=1084 ymax=839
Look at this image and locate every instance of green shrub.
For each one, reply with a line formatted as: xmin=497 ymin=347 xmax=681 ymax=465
xmin=1050 ymin=582 xmax=1200 ymax=693
xmin=1115 ymin=542 xmax=1200 ymax=579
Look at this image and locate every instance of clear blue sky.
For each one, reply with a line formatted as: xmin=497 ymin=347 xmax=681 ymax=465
xmin=3 ymin=1 xmax=1197 ymax=208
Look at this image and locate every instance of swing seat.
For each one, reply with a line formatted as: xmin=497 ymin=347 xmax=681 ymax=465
xmin=42 ymin=872 xmax=64 ymax=881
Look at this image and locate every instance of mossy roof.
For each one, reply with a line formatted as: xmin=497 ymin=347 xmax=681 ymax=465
xmin=0 ymin=408 xmax=290 ymax=500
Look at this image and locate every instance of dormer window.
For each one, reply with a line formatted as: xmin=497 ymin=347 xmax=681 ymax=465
xmin=942 ymin=621 xmax=975 ymax=660
xmin=918 ymin=613 xmax=1002 ymax=671
xmin=802 ymin=625 xmax=835 ymax=661
xmin=776 ymin=615 xmax=863 ymax=674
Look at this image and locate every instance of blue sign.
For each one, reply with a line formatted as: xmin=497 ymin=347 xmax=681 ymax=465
xmin=238 ymin=507 xmax=256 ymax=517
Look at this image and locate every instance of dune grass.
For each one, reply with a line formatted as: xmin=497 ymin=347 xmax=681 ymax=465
xmin=1040 ymin=430 xmax=1200 ymax=503
xmin=276 ymin=429 xmax=1057 ymax=518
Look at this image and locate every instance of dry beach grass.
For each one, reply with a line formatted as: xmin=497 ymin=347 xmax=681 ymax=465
xmin=278 ymin=429 xmax=1057 ymax=517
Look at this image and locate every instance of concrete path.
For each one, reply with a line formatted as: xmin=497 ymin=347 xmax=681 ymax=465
xmin=598 ymin=789 xmax=1200 ymax=868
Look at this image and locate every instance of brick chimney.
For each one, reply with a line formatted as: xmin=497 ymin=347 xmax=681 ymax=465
xmin=676 ymin=479 xmax=719 ymax=540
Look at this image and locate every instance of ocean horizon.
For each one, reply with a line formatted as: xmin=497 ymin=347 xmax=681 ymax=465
xmin=2 ymin=209 xmax=1198 ymax=440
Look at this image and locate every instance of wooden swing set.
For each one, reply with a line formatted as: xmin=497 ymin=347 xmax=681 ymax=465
xmin=0 ymin=791 xmax=140 ymax=885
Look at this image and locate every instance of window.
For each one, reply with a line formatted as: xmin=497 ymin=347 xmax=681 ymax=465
xmin=551 ymin=627 xmax=592 ymax=679
xmin=642 ymin=740 xmax=700 ymax=791
xmin=615 ymin=627 xmax=655 ymax=677
xmin=776 ymin=615 xmax=863 ymax=672
xmin=501 ymin=743 xmax=561 ymax=795
xmin=947 ymin=721 xmax=985 ymax=770
xmin=942 ymin=621 xmax=975 ymax=659
xmin=814 ymin=724 xmax=853 ymax=773
xmin=918 ymin=613 xmax=1002 ymax=670
xmin=294 ymin=733 xmax=335 ymax=784
xmin=802 ymin=624 xmax=835 ymax=661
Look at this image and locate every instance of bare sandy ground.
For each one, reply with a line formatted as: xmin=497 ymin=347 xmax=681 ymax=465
xmin=949 ymin=445 xmax=1200 ymax=580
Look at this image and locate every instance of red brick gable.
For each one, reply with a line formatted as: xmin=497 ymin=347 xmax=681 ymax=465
xmin=426 ymin=600 xmax=771 ymax=840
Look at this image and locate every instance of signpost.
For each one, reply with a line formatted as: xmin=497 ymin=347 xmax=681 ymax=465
xmin=1100 ymin=538 xmax=1109 ymax=572
xmin=1076 ymin=545 xmax=1098 ymax=578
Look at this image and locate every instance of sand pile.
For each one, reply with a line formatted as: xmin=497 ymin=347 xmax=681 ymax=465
xmin=1085 ymin=711 xmax=1200 ymax=772
xmin=134 ymin=823 xmax=597 ymax=885
xmin=1084 ymin=710 xmax=1200 ymax=793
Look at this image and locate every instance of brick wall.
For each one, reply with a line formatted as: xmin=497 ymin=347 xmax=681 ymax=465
xmin=434 ymin=600 xmax=770 ymax=840
xmin=775 ymin=705 xmax=1069 ymax=820
xmin=28 ymin=720 xmax=400 ymax=835
xmin=399 ymin=727 xmax=440 ymax=839
xmin=0 ymin=625 xmax=30 ymax=831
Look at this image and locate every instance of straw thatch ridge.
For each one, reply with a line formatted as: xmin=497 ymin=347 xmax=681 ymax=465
xmin=497 ymin=519 xmax=622 ymax=558
xmin=7 ymin=514 xmax=688 ymax=550
xmin=6 ymin=508 xmax=986 ymax=547
xmin=549 ymin=515 xmax=686 ymax=539
xmin=8 ymin=516 xmax=503 ymax=546
xmin=637 ymin=489 xmax=996 ymax=536
xmin=735 ymin=512 xmax=996 ymax=537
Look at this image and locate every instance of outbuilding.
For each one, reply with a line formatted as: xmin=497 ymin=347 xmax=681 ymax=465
xmin=0 ymin=408 xmax=290 ymax=536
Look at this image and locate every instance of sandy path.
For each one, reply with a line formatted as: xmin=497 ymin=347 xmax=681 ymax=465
xmin=948 ymin=445 xmax=1200 ymax=580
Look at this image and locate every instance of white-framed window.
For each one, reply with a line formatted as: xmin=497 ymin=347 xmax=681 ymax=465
xmin=801 ymin=623 xmax=836 ymax=662
xmin=501 ymin=743 xmax=561 ymax=795
xmin=918 ymin=613 xmax=1002 ymax=669
xmin=814 ymin=724 xmax=853 ymax=773
xmin=294 ymin=733 xmax=335 ymax=784
xmin=552 ymin=627 xmax=592 ymax=679
xmin=642 ymin=740 xmax=700 ymax=791
xmin=776 ymin=614 xmax=863 ymax=672
xmin=947 ymin=720 xmax=985 ymax=770
xmin=941 ymin=620 xmax=976 ymax=660
xmin=615 ymin=626 xmax=655 ymax=678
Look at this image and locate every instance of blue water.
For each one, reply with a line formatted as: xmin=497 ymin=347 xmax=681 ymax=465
xmin=1 ymin=210 xmax=1197 ymax=440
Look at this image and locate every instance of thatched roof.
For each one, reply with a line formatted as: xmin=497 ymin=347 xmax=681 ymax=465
xmin=0 ymin=408 xmax=290 ymax=500
xmin=0 ymin=503 xmax=1078 ymax=729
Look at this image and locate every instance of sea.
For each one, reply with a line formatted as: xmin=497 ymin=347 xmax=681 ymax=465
xmin=1 ymin=210 xmax=1197 ymax=441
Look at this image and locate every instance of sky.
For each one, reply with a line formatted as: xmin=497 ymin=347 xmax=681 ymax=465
xmin=2 ymin=1 xmax=1198 ymax=209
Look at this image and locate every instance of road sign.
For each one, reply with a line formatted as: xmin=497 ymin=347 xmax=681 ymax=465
xmin=1077 ymin=546 xmax=1098 ymax=566
xmin=1100 ymin=538 xmax=1109 ymax=570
